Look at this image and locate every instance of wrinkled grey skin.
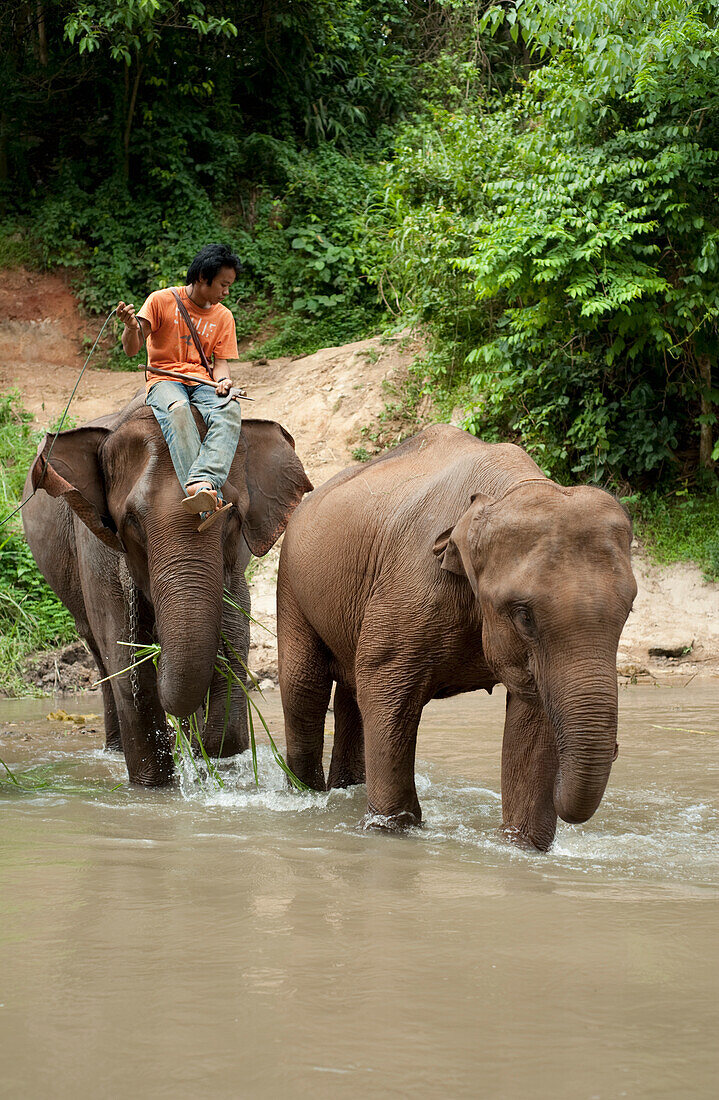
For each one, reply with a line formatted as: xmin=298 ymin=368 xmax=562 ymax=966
xmin=277 ymin=424 xmax=637 ymax=851
xmin=23 ymin=395 xmax=312 ymax=786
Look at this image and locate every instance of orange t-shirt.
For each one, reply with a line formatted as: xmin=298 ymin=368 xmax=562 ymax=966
xmin=138 ymin=286 xmax=239 ymax=392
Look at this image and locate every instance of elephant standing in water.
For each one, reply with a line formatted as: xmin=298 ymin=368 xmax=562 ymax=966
xmin=23 ymin=395 xmax=312 ymax=786
xmin=277 ymin=424 xmax=637 ymax=851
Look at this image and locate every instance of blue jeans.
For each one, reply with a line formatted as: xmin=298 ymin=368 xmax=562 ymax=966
xmin=146 ymin=381 xmax=243 ymax=495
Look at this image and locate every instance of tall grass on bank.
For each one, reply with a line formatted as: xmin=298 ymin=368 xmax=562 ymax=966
xmin=0 ymin=393 xmax=77 ymax=694
xmin=632 ymin=490 xmax=719 ymax=582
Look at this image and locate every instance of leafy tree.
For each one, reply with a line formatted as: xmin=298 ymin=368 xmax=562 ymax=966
xmin=63 ymin=1 xmax=237 ymax=178
xmin=3 ymin=0 xmax=719 ymax=487
xmin=0 ymin=1 xmax=435 ymax=331
xmin=370 ymin=0 xmax=719 ymax=483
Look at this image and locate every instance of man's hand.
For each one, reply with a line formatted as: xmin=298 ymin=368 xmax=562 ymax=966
xmin=215 ymin=377 xmax=233 ymax=397
xmin=117 ymin=301 xmax=139 ymax=329
xmin=118 ymin=301 xmax=146 ymax=357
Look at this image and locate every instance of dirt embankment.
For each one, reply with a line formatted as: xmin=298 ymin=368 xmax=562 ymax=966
xmin=3 ymin=267 xmax=719 ymax=689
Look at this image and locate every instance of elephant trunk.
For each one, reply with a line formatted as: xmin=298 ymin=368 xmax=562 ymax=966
xmin=148 ymin=534 xmax=224 ymax=718
xmin=542 ymin=653 xmax=619 ymax=825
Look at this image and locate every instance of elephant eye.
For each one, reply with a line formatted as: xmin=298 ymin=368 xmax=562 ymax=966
xmin=511 ymin=605 xmax=535 ymax=634
xmin=122 ymin=512 xmax=146 ymax=545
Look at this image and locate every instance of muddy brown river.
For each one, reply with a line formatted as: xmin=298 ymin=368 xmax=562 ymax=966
xmin=1 ymin=682 xmax=717 ymax=1098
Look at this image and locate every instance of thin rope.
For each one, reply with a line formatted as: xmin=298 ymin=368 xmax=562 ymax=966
xmin=0 ymin=307 xmax=119 ymax=530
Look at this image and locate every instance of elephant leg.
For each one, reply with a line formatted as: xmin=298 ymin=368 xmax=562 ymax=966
xmin=80 ymin=633 xmax=124 ymax=752
xmin=100 ymin=677 xmax=122 ymax=751
xmin=501 ymin=692 xmax=559 ymax=852
xmin=327 ymin=682 xmax=365 ymax=789
xmin=356 ymin=670 xmax=423 ymax=829
xmin=81 ymin=634 xmax=122 ymax=751
xmin=76 ymin=540 xmax=171 ymax=783
xmin=95 ymin=601 xmax=172 ymax=784
xmin=278 ymin=602 xmax=331 ymax=792
xmin=108 ymin=657 xmax=173 ymax=786
xmin=202 ymin=564 xmax=251 ymax=757
xmin=82 ymin=567 xmax=172 ymax=786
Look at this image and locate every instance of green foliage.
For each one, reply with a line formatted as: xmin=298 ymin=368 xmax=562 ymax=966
xmin=0 ymin=224 xmax=41 ymax=269
xmin=633 ymin=488 xmax=719 ymax=580
xmin=366 ymin=0 xmax=719 ymax=484
xmin=0 ymin=394 xmax=77 ymax=694
xmin=32 ymin=177 xmax=238 ymax=312
xmin=0 ymin=392 xmax=36 ymax=502
xmin=21 ymin=141 xmax=385 ymax=355
xmin=461 ymin=0 xmax=719 ymax=481
xmin=0 ymin=2 xmax=466 ymax=352
xmin=3 ymin=0 xmax=719 ymax=500
xmin=250 ymin=305 xmax=381 ymax=360
xmin=63 ymin=0 xmax=237 ymax=66
xmin=0 ymin=536 xmax=76 ymax=646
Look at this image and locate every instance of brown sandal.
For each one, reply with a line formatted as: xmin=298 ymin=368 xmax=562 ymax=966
xmin=182 ymin=485 xmax=217 ymax=514
xmin=197 ymin=501 xmax=233 ymax=533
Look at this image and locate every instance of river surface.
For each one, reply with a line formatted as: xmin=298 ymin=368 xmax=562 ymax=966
xmin=1 ymin=682 xmax=717 ymax=1099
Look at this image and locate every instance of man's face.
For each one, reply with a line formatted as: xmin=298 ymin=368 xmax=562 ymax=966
xmin=201 ymin=265 xmax=237 ymax=304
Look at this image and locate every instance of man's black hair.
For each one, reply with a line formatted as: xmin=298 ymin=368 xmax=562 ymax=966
xmin=186 ymin=243 xmax=242 ymax=285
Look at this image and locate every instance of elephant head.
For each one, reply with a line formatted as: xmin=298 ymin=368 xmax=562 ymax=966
xmin=31 ymin=404 xmax=312 ymax=717
xmin=434 ymin=481 xmax=637 ymax=826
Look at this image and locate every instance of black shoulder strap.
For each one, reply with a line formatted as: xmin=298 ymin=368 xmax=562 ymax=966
xmin=171 ymin=288 xmax=215 ymax=380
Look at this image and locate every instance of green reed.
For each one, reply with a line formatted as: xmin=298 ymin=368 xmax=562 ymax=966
xmin=98 ymin=629 xmax=307 ymax=793
xmin=216 ymin=635 xmax=308 ymax=792
xmin=0 ymin=755 xmax=123 ymax=795
xmin=1 ymin=757 xmax=55 ymax=792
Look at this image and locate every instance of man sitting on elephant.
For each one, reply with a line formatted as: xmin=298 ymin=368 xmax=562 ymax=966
xmin=116 ymin=242 xmax=244 ymax=532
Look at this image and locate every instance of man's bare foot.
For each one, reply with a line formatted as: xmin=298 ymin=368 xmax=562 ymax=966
xmin=186 ymin=480 xmax=213 ymax=496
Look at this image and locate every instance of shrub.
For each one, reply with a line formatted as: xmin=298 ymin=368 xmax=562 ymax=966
xmin=0 ymin=394 xmax=77 ymax=693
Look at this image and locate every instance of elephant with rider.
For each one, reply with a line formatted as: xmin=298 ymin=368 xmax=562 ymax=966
xmin=23 ymin=394 xmax=312 ymax=786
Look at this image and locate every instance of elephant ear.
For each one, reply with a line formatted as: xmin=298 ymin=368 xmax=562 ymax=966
xmin=432 ymin=493 xmax=494 ymax=588
xmin=432 ymin=526 xmax=466 ymax=576
xmin=237 ymin=420 xmax=313 ymax=556
xmin=30 ymin=427 xmax=124 ymax=553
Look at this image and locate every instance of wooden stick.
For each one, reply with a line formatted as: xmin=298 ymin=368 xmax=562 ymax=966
xmin=147 ymin=366 xmax=253 ymax=400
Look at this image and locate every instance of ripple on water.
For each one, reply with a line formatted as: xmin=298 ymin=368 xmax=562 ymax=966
xmin=118 ymin=748 xmax=719 ymax=891
xmin=7 ymin=734 xmax=718 ymax=896
xmin=412 ymin=766 xmax=719 ymax=893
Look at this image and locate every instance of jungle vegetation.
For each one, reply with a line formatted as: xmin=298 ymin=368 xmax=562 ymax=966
xmin=1 ymin=1 xmax=718 ymax=686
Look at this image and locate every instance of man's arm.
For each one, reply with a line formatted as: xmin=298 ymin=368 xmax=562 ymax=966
xmin=117 ymin=301 xmax=151 ymax=356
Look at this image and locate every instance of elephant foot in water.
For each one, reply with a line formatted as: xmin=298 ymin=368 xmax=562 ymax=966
xmin=361 ymin=802 xmax=422 ymax=833
xmin=500 ymin=823 xmax=554 ymax=853
xmin=285 ymin=751 xmax=326 ymax=792
xmin=125 ymin=741 xmax=175 ymax=788
xmin=128 ymin=768 xmax=174 ymax=788
xmin=327 ymin=758 xmax=366 ymax=790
